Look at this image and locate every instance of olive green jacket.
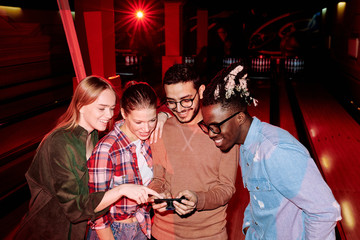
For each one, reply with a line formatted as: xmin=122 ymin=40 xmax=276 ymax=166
xmin=15 ymin=126 xmax=108 ymax=240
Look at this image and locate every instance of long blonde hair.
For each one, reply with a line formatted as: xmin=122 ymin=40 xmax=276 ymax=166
xmin=46 ymin=75 xmax=117 ymax=139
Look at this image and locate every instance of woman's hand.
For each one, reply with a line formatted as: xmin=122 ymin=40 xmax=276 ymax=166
xmin=151 ymin=191 xmax=172 ymax=213
xmin=119 ymin=184 xmax=161 ymax=205
xmin=95 ymin=184 xmax=160 ymax=212
xmin=150 ymin=112 xmax=169 ymax=144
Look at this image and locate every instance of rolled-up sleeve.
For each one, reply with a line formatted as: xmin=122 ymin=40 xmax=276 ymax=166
xmin=87 ymin=141 xmax=115 ymax=229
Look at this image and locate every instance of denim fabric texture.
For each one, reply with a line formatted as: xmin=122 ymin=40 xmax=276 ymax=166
xmin=87 ymin=222 xmax=147 ymax=240
xmin=241 ymin=117 xmax=341 ymax=240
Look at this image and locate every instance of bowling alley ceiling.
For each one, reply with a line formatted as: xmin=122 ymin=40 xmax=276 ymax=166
xmin=0 ymin=0 xmax=342 ymax=13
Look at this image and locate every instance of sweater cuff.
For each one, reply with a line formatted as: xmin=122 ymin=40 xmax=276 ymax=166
xmin=195 ymin=191 xmax=206 ymax=210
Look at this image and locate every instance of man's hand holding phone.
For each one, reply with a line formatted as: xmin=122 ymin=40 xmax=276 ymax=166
xmin=151 ymin=190 xmax=197 ymax=215
xmin=173 ymin=190 xmax=197 ymax=216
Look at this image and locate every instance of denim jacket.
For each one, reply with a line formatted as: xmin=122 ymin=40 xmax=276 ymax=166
xmin=240 ymin=117 xmax=341 ymax=240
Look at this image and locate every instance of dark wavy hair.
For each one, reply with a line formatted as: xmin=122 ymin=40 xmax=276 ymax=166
xmin=121 ymin=81 xmax=158 ymax=114
xmin=163 ymin=64 xmax=203 ymax=89
xmin=202 ymin=61 xmax=255 ymax=112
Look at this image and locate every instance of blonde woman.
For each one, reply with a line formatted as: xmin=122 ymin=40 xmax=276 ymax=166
xmin=15 ymin=76 xmax=160 ymax=240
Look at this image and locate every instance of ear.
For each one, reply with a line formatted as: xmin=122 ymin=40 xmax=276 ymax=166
xmin=198 ymin=84 xmax=205 ymax=99
xmin=120 ymin=108 xmax=127 ymax=119
xmin=236 ymin=112 xmax=246 ymax=125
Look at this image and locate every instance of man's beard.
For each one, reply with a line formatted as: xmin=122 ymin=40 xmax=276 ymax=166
xmin=172 ymin=105 xmax=200 ymax=124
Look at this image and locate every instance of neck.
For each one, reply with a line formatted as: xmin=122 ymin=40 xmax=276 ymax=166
xmin=120 ymin=121 xmax=138 ymax=142
xmin=86 ymin=133 xmax=94 ymax=159
xmin=237 ymin=115 xmax=252 ymax=145
xmin=187 ymin=110 xmax=203 ymax=126
xmin=78 ymin=122 xmax=93 ymax=136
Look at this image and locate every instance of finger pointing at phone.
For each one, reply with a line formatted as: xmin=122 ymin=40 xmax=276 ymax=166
xmin=152 ymin=191 xmax=171 ymax=212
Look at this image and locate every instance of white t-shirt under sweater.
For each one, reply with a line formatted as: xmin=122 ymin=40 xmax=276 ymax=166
xmin=133 ymin=139 xmax=152 ymax=186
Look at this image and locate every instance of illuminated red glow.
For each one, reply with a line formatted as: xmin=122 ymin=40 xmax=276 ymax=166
xmin=136 ymin=11 xmax=144 ymax=18
xmin=116 ymin=0 xmax=162 ymax=35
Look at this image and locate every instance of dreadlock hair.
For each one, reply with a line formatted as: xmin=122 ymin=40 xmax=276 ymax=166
xmin=202 ymin=61 xmax=257 ymax=112
xmin=163 ymin=63 xmax=203 ymax=89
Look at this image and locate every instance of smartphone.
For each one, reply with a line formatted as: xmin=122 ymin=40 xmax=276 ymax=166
xmin=153 ymin=196 xmax=187 ymax=210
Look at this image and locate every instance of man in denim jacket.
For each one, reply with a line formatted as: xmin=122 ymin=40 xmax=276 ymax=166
xmin=198 ymin=62 xmax=341 ymax=239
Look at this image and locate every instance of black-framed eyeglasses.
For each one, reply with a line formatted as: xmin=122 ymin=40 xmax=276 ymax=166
xmin=165 ymin=92 xmax=198 ymax=109
xmin=198 ymin=111 xmax=241 ymax=134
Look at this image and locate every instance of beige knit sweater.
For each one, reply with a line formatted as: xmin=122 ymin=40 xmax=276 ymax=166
xmin=149 ymin=117 xmax=239 ymax=240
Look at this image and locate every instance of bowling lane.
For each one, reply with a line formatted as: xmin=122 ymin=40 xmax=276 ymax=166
xmin=293 ymin=80 xmax=360 ymax=240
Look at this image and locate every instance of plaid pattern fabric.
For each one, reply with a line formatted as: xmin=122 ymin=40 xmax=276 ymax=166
xmin=87 ymin=120 xmax=153 ymax=238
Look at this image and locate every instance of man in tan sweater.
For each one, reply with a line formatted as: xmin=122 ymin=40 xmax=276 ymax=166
xmin=149 ymin=64 xmax=238 ymax=240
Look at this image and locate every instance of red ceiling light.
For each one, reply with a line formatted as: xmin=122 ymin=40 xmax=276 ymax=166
xmin=136 ymin=11 xmax=144 ymax=19
xmin=115 ymin=0 xmax=162 ymax=53
xmin=116 ymin=0 xmax=161 ymax=33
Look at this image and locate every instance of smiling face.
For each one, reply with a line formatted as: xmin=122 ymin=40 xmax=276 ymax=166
xmin=201 ymin=103 xmax=243 ymax=152
xmin=78 ymin=89 xmax=116 ymax=133
xmin=164 ymin=82 xmax=204 ymax=125
xmin=121 ymin=107 xmax=157 ymax=142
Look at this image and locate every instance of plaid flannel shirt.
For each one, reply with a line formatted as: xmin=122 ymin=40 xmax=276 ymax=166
xmin=87 ymin=120 xmax=153 ymax=238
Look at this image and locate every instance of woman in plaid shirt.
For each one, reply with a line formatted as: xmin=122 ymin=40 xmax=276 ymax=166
xmin=87 ymin=81 xmax=161 ymax=240
xmin=15 ymin=76 xmax=160 ymax=240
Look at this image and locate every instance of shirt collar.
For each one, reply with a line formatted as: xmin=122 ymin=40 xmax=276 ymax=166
xmin=72 ymin=124 xmax=90 ymax=136
xmin=74 ymin=125 xmax=98 ymax=144
xmin=242 ymin=116 xmax=260 ymax=150
xmin=59 ymin=124 xmax=94 ymax=138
